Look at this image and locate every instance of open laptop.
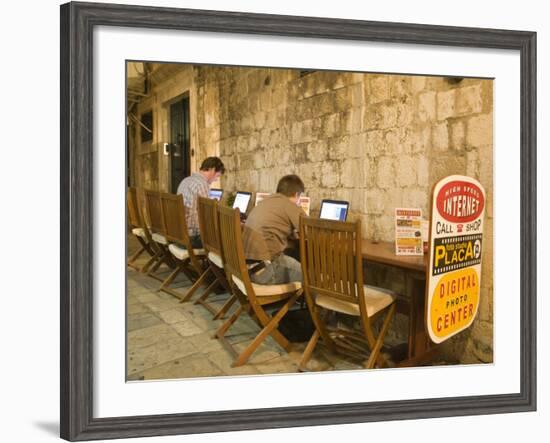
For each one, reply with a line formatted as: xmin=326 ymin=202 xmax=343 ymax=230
xmin=208 ymin=188 xmax=223 ymax=201
xmin=254 ymin=192 xmax=271 ymax=206
xmin=319 ymin=199 xmax=349 ymax=222
xmin=232 ymin=191 xmax=252 ymax=219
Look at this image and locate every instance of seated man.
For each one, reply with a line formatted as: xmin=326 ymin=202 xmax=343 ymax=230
xmin=242 ymin=174 xmax=306 ymax=285
xmin=176 ymin=156 xmax=225 ymax=248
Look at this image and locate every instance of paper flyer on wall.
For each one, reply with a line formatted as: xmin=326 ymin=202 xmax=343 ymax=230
xmin=395 ymin=208 xmax=423 ymax=255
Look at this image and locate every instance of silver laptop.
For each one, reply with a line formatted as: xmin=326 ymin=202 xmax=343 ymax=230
xmin=208 ymin=188 xmax=223 ymax=201
xmin=232 ymin=191 xmax=252 ymax=215
xmin=319 ymin=199 xmax=349 ymax=221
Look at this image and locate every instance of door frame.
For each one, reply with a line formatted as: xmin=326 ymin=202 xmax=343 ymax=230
xmin=165 ymin=91 xmax=191 ymax=193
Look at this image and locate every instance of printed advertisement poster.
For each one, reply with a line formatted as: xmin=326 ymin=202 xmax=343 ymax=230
xmin=426 ymin=175 xmax=486 ymax=344
xmin=299 ymin=196 xmax=311 ymax=216
xmin=395 ymin=208 xmax=423 ymax=256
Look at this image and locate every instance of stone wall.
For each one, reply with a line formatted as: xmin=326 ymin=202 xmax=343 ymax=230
xmin=129 ymin=64 xmax=493 ymax=364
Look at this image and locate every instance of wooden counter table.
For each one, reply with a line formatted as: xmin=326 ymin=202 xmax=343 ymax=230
xmin=362 ymin=240 xmax=426 ymax=272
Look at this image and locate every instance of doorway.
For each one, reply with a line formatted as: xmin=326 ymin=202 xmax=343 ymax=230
xmin=169 ymin=96 xmax=190 ymax=193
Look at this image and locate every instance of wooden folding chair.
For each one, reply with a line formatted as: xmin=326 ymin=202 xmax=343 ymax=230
xmin=157 ymin=192 xmax=208 ymax=302
xmin=143 ymin=190 xmax=176 ymax=281
xmin=127 ymin=187 xmax=155 ymax=271
xmin=214 ymin=205 xmax=303 ymax=367
xmin=192 ymin=197 xmax=235 ymax=319
xmin=298 ymin=217 xmax=397 ymax=370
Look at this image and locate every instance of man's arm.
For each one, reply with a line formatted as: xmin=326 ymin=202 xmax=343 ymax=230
xmin=288 ymin=204 xmax=306 ymax=234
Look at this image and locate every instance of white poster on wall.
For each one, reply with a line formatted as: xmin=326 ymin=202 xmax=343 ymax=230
xmin=395 ymin=208 xmax=423 ymax=255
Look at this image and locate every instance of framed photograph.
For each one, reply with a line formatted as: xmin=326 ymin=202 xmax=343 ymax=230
xmin=60 ymin=1 xmax=536 ymax=441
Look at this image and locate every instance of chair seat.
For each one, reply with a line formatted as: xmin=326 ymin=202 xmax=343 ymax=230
xmin=168 ymin=243 xmax=206 ymax=261
xmin=208 ymin=252 xmax=224 ymax=268
xmin=131 ymin=228 xmax=146 ymax=239
xmin=232 ymin=275 xmax=301 ymax=297
xmin=316 ymin=285 xmax=395 ymax=317
xmin=152 ymin=233 xmax=168 ymax=245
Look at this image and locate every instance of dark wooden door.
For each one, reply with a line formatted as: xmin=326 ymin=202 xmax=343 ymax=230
xmin=169 ymin=96 xmax=190 ymax=193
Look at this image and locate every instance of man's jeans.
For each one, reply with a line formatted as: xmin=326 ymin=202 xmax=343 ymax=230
xmin=250 ymin=254 xmax=302 ymax=285
xmin=189 ymin=234 xmax=203 ymax=249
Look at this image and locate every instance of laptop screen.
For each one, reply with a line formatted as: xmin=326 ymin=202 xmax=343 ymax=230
xmin=254 ymin=192 xmax=271 ymax=206
xmin=319 ymin=199 xmax=349 ymax=221
xmin=209 ymin=188 xmax=223 ymax=201
xmin=232 ymin=192 xmax=252 ymax=214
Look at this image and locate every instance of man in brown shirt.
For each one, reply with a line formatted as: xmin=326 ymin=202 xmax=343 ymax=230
xmin=242 ymin=175 xmax=305 ymax=285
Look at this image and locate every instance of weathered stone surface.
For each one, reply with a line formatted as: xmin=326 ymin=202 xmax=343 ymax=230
xmin=341 ymin=158 xmax=367 ymax=188
xmin=466 ymin=114 xmax=493 ymax=147
xmin=477 ymin=287 xmax=493 ymax=322
xmin=375 ymin=156 xmax=395 ymax=190
xmin=143 ymin=298 xmax=180 ymax=313
xmin=437 ymin=89 xmax=455 ymax=121
xmin=366 ymin=191 xmax=386 ymax=215
xmin=170 ymin=319 xmax=204 ymax=337
xmin=402 ymin=188 xmax=428 ymax=211
xmin=157 ymin=309 xmax=190 ymax=325
xmin=457 ymin=84 xmax=483 ymax=115
xmin=432 ymin=122 xmax=449 ymax=151
xmin=351 ymin=83 xmax=364 ymax=108
xmin=321 ymin=161 xmax=340 ymax=188
xmin=128 ymin=323 xmax=177 ymax=349
xmin=396 ymin=156 xmax=417 ymax=187
xmin=306 ymin=140 xmax=328 ymax=162
xmin=416 ymin=156 xmax=430 ymax=187
xmin=417 ymin=91 xmax=436 ymax=122
xmin=135 ymin=292 xmax=162 ymax=304
xmin=390 ymin=76 xmax=410 ymax=99
xmin=430 ymin=155 xmax=466 ymax=184
xmin=365 ymin=130 xmax=385 ymax=157
xmin=328 ymin=136 xmax=350 ymax=160
xmin=320 ymin=113 xmax=341 ymax=138
xmin=410 ymin=76 xmax=426 ymax=93
xmin=127 ymin=312 xmax=162 ymax=332
xmin=466 ymin=150 xmax=480 ymax=179
xmin=142 ymin=354 xmax=224 ymax=380
xmin=396 ymin=102 xmax=414 ymax=127
xmin=384 ymin=129 xmax=401 ymax=155
xmin=369 ymin=76 xmax=390 ymax=103
xmin=450 ymin=120 xmax=466 ymax=150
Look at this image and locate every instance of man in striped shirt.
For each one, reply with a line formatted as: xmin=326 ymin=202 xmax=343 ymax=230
xmin=176 ymin=157 xmax=225 ymax=248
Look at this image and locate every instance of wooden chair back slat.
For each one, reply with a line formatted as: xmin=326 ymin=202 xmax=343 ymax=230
xmin=217 ymin=205 xmax=248 ymax=284
xmin=299 ymin=217 xmax=364 ymax=306
xmin=127 ymin=187 xmax=141 ymax=228
xmin=159 ymin=192 xmax=205 ymax=275
xmin=158 ymin=193 xmax=189 ymax=246
xmin=129 ymin=187 xmax=154 ymax=244
xmin=144 ymin=190 xmax=165 ymax=235
xmin=346 ymin=230 xmax=356 ymax=296
xmin=198 ymin=197 xmax=223 ymax=258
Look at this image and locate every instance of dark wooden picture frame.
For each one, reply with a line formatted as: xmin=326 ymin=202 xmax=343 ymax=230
xmin=60 ymin=1 xmax=536 ymax=440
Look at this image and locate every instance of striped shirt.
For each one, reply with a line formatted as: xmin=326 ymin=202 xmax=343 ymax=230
xmin=176 ymin=172 xmax=209 ymax=237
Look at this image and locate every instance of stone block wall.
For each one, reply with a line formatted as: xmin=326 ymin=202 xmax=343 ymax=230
xmin=129 ymin=64 xmax=493 ymax=364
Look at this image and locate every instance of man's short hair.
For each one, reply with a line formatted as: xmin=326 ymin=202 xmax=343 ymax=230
xmin=199 ymin=157 xmax=225 ymax=174
xmin=276 ymin=174 xmax=305 ymax=197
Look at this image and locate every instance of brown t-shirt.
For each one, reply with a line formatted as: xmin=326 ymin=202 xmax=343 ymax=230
xmin=242 ymin=193 xmax=305 ymax=261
